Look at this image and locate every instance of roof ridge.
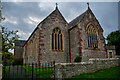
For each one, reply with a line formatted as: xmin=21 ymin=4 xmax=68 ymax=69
xmin=69 ymin=10 xmax=86 ymax=24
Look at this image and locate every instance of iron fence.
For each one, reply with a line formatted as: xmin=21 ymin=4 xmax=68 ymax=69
xmin=2 ymin=61 xmax=55 ymax=80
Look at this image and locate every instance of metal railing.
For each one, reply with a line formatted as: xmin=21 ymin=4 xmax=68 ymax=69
xmin=2 ymin=61 xmax=55 ymax=80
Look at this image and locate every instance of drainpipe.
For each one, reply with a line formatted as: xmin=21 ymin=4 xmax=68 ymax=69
xmin=68 ymin=30 xmax=71 ymax=63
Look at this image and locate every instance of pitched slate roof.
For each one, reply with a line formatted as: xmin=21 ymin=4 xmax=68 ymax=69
xmin=68 ymin=10 xmax=87 ymax=29
xmin=68 ymin=7 xmax=104 ymax=32
xmin=15 ymin=40 xmax=26 ymax=46
xmin=106 ymin=45 xmax=115 ymax=50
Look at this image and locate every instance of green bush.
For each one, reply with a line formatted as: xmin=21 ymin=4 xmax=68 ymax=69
xmin=74 ymin=56 xmax=82 ymax=62
xmin=2 ymin=52 xmax=14 ymax=65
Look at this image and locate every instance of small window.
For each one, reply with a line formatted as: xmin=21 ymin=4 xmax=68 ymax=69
xmin=109 ymin=52 xmax=113 ymax=58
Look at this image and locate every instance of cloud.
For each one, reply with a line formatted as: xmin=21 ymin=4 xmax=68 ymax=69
xmin=90 ymin=2 xmax=118 ymax=38
xmin=1 ymin=2 xmax=118 ymax=55
xmin=1 ymin=2 xmax=118 ymax=40
xmin=2 ymin=0 xmax=120 ymax=2
xmin=29 ymin=16 xmax=41 ymax=23
xmin=38 ymin=2 xmax=55 ymax=11
xmin=5 ymin=16 xmax=18 ymax=24
xmin=58 ymin=2 xmax=87 ymax=22
xmin=16 ymin=29 xmax=31 ymax=40
xmin=23 ymin=18 xmax=34 ymax=25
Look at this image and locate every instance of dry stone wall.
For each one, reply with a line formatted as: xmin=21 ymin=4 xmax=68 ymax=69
xmin=55 ymin=58 xmax=119 ymax=78
xmin=116 ymin=56 xmax=120 ymax=65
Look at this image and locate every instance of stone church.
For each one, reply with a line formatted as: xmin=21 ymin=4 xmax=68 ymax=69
xmin=15 ymin=4 xmax=111 ymax=64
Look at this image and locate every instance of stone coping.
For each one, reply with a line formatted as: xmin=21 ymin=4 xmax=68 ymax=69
xmin=89 ymin=58 xmax=119 ymax=60
xmin=55 ymin=61 xmax=93 ymax=66
xmin=55 ymin=58 xmax=119 ymax=66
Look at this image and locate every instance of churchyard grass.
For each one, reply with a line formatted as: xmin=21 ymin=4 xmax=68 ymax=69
xmin=2 ymin=66 xmax=8 ymax=77
xmin=23 ymin=65 xmax=54 ymax=78
xmin=70 ymin=66 xmax=120 ymax=79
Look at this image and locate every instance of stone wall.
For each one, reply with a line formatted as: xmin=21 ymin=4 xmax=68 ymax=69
xmin=23 ymin=28 xmax=39 ymax=64
xmin=116 ymin=56 xmax=120 ymax=66
xmin=14 ymin=46 xmax=24 ymax=59
xmin=70 ymin=27 xmax=80 ymax=62
xmin=55 ymin=58 xmax=119 ymax=78
xmin=37 ymin=8 xmax=69 ymax=63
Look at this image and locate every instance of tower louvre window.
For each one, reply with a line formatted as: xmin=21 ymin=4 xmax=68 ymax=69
xmin=51 ymin=27 xmax=63 ymax=52
xmin=87 ymin=24 xmax=98 ymax=49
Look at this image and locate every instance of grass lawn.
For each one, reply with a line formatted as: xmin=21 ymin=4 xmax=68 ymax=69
xmin=23 ymin=65 xmax=54 ymax=78
xmin=70 ymin=66 xmax=120 ymax=79
xmin=2 ymin=66 xmax=8 ymax=77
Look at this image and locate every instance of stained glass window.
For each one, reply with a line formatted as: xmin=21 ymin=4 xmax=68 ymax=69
xmin=87 ymin=24 xmax=98 ymax=49
xmin=51 ymin=27 xmax=63 ymax=51
xmin=33 ymin=35 xmax=36 ymax=56
xmin=30 ymin=41 xmax=33 ymax=57
xmin=52 ymin=33 xmax=54 ymax=49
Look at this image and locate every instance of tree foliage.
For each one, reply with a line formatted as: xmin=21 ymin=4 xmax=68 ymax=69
xmin=106 ymin=30 xmax=120 ymax=55
xmin=2 ymin=52 xmax=14 ymax=65
xmin=0 ymin=26 xmax=19 ymax=53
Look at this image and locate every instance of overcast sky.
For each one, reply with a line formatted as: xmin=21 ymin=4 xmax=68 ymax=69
xmin=1 ymin=2 xmax=118 ymax=41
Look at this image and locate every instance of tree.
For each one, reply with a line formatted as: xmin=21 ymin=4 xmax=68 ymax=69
xmin=106 ymin=30 xmax=120 ymax=55
xmin=2 ymin=52 xmax=14 ymax=65
xmin=0 ymin=26 xmax=19 ymax=53
xmin=0 ymin=26 xmax=19 ymax=65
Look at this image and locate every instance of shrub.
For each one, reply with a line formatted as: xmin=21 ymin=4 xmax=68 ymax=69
xmin=2 ymin=52 xmax=14 ymax=65
xmin=74 ymin=56 xmax=82 ymax=62
xmin=12 ymin=58 xmax=23 ymax=65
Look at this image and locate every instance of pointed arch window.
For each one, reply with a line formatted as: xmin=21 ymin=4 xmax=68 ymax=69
xmin=51 ymin=27 xmax=63 ymax=51
xmin=87 ymin=24 xmax=98 ymax=49
xmin=33 ymin=35 xmax=36 ymax=56
xmin=30 ymin=40 xmax=33 ymax=57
